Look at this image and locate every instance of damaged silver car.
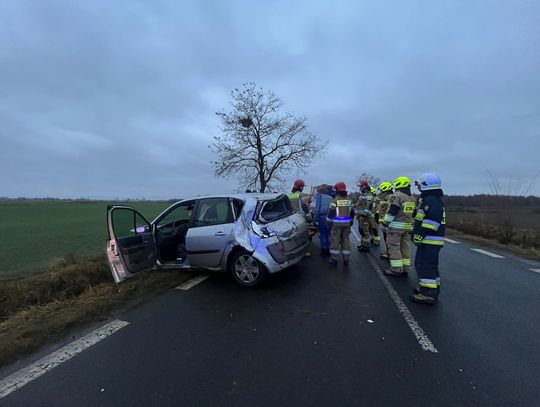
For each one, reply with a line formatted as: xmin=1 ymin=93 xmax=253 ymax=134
xmin=106 ymin=193 xmax=309 ymax=287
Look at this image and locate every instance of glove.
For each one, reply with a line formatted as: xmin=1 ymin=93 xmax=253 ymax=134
xmin=412 ymin=234 xmax=423 ymax=245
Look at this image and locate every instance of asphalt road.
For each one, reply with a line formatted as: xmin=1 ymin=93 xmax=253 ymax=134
xmin=1 ymin=232 xmax=539 ymax=406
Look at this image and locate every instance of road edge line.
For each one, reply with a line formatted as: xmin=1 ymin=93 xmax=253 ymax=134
xmin=175 ymin=274 xmax=210 ymax=290
xmin=366 ymin=255 xmax=439 ymax=353
xmin=0 ymin=319 xmax=130 ymax=400
xmin=470 ymin=248 xmax=505 ymax=258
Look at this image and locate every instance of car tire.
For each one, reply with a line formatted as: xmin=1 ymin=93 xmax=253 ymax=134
xmin=230 ymin=251 xmax=267 ymax=287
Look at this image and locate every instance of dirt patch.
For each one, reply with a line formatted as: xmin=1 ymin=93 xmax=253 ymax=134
xmin=0 ymin=254 xmax=195 ymax=368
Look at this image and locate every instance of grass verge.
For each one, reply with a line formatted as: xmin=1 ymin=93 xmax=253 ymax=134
xmin=447 ymin=228 xmax=540 ymax=261
xmin=0 ymin=254 xmax=195 ymax=368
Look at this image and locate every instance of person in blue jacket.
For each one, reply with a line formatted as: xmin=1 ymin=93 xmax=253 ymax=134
xmin=313 ymin=184 xmax=333 ymax=257
xmin=410 ymin=172 xmax=446 ymax=305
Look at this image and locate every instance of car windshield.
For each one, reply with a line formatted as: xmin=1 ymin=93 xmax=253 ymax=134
xmin=257 ymin=196 xmax=292 ymax=223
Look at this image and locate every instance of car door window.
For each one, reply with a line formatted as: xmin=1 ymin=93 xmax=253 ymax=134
xmin=112 ymin=209 xmax=150 ymax=238
xmin=192 ymin=198 xmax=233 ymax=228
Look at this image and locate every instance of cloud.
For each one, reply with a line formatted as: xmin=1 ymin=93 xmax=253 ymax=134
xmin=0 ymin=0 xmax=539 ymax=199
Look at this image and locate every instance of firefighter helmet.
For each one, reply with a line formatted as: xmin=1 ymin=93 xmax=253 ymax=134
xmin=393 ymin=176 xmax=411 ymax=189
xmin=378 ymin=181 xmax=392 ymax=192
xmin=293 ymin=179 xmax=305 ymax=189
xmin=358 ymin=179 xmax=369 ymax=187
xmin=417 ymin=172 xmax=442 ymax=191
xmin=334 ymin=181 xmax=347 ymax=192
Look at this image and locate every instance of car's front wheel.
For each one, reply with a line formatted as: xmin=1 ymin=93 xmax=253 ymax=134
xmin=230 ymin=251 xmax=267 ymax=287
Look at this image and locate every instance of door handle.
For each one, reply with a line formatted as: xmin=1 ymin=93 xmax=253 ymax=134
xmin=214 ymin=232 xmax=227 ymax=237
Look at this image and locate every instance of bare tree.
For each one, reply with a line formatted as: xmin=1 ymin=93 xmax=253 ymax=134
xmin=486 ymin=170 xmax=539 ymax=197
xmin=211 ymin=82 xmax=327 ymax=192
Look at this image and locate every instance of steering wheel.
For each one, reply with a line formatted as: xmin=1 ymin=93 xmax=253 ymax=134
xmin=172 ymin=220 xmax=188 ymax=235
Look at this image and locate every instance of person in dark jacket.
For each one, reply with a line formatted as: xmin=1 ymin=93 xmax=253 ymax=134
xmin=313 ymin=184 xmax=333 ymax=257
xmin=410 ymin=172 xmax=446 ymax=305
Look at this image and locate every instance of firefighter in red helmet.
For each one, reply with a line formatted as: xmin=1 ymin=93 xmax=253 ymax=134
xmin=288 ymin=178 xmax=312 ymax=257
xmin=327 ymin=182 xmax=355 ymax=265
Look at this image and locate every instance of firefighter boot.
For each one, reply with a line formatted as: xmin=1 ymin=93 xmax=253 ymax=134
xmin=410 ymin=292 xmax=437 ymax=305
xmin=383 ymin=269 xmax=405 ymax=277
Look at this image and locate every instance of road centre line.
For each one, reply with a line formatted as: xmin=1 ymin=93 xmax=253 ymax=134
xmin=366 ymin=256 xmax=438 ymax=353
xmin=528 ymin=269 xmax=540 ymax=274
xmin=444 ymin=237 xmax=460 ymax=244
xmin=470 ymin=248 xmax=505 ymax=259
xmin=0 ymin=319 xmax=130 ymax=400
xmin=175 ymin=274 xmax=210 ymax=290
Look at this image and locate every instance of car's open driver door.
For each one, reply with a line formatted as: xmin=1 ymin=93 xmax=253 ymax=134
xmin=106 ymin=205 xmax=157 ymax=283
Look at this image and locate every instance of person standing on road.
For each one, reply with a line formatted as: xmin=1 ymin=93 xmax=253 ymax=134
xmin=327 ymin=182 xmax=355 ymax=266
xmin=381 ymin=176 xmax=416 ymax=277
xmin=313 ymin=184 xmax=333 ymax=257
xmin=355 ymin=179 xmax=373 ymax=252
xmin=410 ymin=172 xmax=446 ymax=305
xmin=288 ymin=179 xmax=313 ymax=257
xmin=375 ymin=181 xmax=393 ymax=260
xmin=368 ymin=186 xmax=381 ymax=247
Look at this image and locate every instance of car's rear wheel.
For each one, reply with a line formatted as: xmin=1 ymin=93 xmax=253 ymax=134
xmin=230 ymin=251 xmax=267 ymax=287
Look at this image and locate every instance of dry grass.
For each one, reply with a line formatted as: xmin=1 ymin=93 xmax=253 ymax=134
xmin=0 ymin=254 xmax=194 ymax=368
xmin=446 ymin=206 xmax=540 ymax=251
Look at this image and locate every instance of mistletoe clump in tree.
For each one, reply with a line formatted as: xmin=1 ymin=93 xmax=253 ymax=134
xmin=211 ymin=82 xmax=327 ymax=192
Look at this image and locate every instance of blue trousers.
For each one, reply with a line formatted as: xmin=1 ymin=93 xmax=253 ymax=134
xmin=415 ymin=245 xmax=442 ymax=298
xmin=317 ymin=216 xmax=330 ymax=250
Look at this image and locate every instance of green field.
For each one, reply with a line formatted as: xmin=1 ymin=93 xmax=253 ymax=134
xmin=0 ymin=199 xmax=171 ymax=278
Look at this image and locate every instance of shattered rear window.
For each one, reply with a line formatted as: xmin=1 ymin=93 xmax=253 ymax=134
xmin=258 ymin=196 xmax=293 ymax=223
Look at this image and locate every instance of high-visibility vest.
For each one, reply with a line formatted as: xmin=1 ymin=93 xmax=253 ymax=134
xmin=331 ymin=199 xmax=353 ymax=223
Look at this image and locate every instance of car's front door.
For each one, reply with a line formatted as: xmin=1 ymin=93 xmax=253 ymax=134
xmin=186 ymin=198 xmax=234 ymax=268
xmin=106 ymin=206 xmax=157 ymax=283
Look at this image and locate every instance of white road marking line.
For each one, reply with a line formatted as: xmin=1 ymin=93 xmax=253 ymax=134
xmin=471 ymin=248 xmax=505 ymax=259
xmin=366 ymin=256 xmax=438 ymax=353
xmin=529 ymin=269 xmax=540 ymax=274
xmin=351 ymin=228 xmax=361 ymax=242
xmin=444 ymin=238 xmax=460 ymax=244
xmin=175 ymin=275 xmax=210 ymax=290
xmin=0 ymin=319 xmax=129 ymax=400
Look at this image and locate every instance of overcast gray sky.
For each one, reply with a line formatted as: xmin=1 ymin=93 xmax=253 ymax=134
xmin=1 ymin=0 xmax=539 ymax=199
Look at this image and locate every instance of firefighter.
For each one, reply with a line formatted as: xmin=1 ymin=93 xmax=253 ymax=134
xmin=355 ymin=179 xmax=373 ymax=252
xmin=410 ymin=172 xmax=446 ymax=305
xmin=376 ymin=181 xmax=393 ymax=260
xmin=288 ymin=179 xmax=312 ymax=257
xmin=327 ymin=182 xmax=355 ymax=266
xmin=368 ymin=186 xmax=381 ymax=246
xmin=288 ymin=179 xmax=307 ymax=213
xmin=381 ymin=176 xmax=416 ymax=277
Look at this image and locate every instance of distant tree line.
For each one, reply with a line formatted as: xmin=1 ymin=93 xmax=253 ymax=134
xmin=445 ymin=194 xmax=540 ymax=207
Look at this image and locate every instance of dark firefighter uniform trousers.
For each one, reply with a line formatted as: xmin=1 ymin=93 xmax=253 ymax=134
xmin=330 ymin=223 xmax=351 ymax=262
xmin=415 ymin=244 xmax=442 ymax=298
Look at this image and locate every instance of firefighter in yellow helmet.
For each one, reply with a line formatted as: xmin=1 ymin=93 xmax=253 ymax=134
xmin=376 ymin=181 xmax=393 ymax=260
xmin=381 ymin=177 xmax=416 ymax=276
xmin=327 ymin=182 xmax=355 ymax=266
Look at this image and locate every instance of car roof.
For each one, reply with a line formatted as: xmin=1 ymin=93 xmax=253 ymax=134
xmin=176 ymin=193 xmax=285 ymax=202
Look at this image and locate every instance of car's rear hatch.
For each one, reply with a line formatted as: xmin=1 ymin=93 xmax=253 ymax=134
xmin=254 ymin=195 xmax=309 ymax=263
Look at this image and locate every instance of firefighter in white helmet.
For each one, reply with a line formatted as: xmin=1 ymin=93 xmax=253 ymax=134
xmin=410 ymin=172 xmax=446 ymax=305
